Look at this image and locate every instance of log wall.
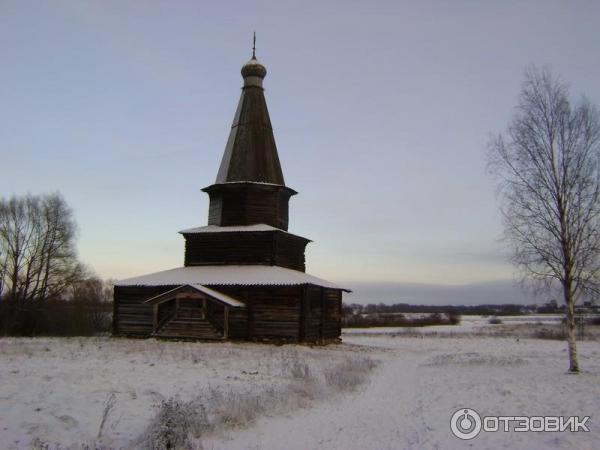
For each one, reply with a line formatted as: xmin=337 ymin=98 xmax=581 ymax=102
xmin=204 ymin=183 xmax=295 ymax=230
xmin=113 ymin=285 xmax=175 ymax=336
xmin=183 ymin=231 xmax=308 ymax=271
xmin=273 ymin=233 xmax=308 ymax=271
xmin=216 ymin=285 xmax=302 ymax=341
xmin=322 ymin=288 xmax=342 ymax=339
xmin=114 ymin=284 xmax=342 ymax=342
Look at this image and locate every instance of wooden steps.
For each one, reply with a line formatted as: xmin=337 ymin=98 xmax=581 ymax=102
xmin=154 ymin=307 xmax=223 ymax=340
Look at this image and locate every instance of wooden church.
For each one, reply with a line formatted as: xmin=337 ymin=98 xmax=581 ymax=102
xmin=113 ymin=48 xmax=347 ymax=342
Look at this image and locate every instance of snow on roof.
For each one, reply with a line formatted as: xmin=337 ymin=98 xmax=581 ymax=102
xmin=178 ymin=224 xmax=312 ymax=241
xmin=145 ymin=284 xmax=246 ymax=308
xmin=115 ymin=265 xmax=348 ymax=291
xmin=179 ymin=224 xmax=280 ymax=234
xmin=223 ymin=181 xmax=283 ymax=187
xmin=202 ymin=181 xmax=297 ymax=192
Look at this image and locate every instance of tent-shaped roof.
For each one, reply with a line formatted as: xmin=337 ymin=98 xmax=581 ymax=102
xmin=215 ymin=56 xmax=285 ymax=185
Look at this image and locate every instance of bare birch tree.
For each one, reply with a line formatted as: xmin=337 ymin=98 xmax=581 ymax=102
xmin=488 ymin=66 xmax=600 ymax=373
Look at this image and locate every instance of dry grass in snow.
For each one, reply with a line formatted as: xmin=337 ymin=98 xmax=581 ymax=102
xmin=0 ymin=338 xmax=376 ymax=449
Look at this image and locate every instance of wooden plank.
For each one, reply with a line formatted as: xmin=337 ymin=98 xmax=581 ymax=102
xmin=153 ymin=304 xmax=158 ymax=331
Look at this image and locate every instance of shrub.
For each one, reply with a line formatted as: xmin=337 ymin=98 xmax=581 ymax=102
xmin=144 ymin=398 xmax=208 ymax=450
xmin=140 ymin=352 xmax=377 ymax=447
xmin=535 ymin=328 xmax=566 ymax=340
xmin=448 ymin=312 xmax=462 ymax=325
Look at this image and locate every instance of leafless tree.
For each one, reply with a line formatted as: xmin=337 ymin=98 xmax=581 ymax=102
xmin=0 ymin=193 xmax=83 ymax=325
xmin=69 ymin=276 xmax=113 ymax=331
xmin=488 ymin=66 xmax=600 ymax=373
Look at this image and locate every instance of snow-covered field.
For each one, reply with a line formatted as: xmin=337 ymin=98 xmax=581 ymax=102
xmin=1 ymin=325 xmax=599 ymax=449
xmin=343 ymin=314 xmax=600 ymax=339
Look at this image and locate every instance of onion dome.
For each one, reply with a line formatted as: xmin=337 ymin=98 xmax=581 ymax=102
xmin=241 ymin=57 xmax=267 ymax=79
xmin=241 ymin=57 xmax=267 ymax=88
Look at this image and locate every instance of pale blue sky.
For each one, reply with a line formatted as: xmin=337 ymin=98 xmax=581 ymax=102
xmin=1 ymin=1 xmax=599 ymax=288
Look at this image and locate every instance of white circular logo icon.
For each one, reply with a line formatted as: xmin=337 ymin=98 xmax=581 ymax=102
xmin=450 ymin=408 xmax=482 ymax=440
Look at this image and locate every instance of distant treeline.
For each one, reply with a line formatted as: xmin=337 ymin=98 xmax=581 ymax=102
xmin=342 ymin=302 xmax=536 ymax=317
xmin=342 ymin=311 xmax=460 ymax=328
xmin=340 ymin=302 xmax=553 ymax=328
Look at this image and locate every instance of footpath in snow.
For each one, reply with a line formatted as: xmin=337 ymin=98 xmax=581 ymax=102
xmin=206 ymin=335 xmax=600 ymax=450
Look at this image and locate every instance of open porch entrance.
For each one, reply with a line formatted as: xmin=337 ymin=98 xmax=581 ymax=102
xmin=144 ymin=284 xmax=245 ymax=340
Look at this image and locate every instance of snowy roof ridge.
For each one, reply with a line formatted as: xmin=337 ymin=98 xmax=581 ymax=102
xmin=178 ymin=224 xmax=312 ymax=242
xmin=179 ymin=224 xmax=281 ymax=234
xmin=115 ymin=265 xmax=348 ymax=291
xmin=221 ymin=181 xmax=284 ymax=187
xmin=144 ymin=284 xmax=245 ymax=308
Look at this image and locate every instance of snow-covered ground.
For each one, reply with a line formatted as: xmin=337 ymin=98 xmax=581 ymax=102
xmin=1 ymin=326 xmax=599 ymax=449
xmin=0 ymin=337 xmax=374 ymax=449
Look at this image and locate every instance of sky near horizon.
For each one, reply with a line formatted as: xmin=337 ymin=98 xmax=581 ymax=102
xmin=1 ymin=1 xmax=600 ymax=288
